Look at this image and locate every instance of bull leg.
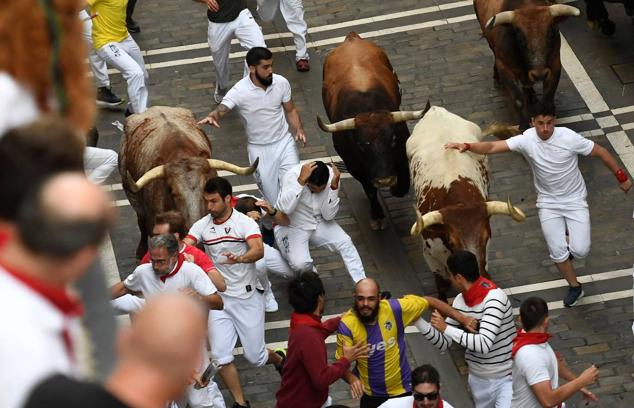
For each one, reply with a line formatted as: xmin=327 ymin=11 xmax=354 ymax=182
xmin=498 ymin=68 xmax=530 ymax=130
xmin=435 ymin=274 xmax=453 ymax=304
xmin=543 ymin=69 xmax=561 ymax=112
xmin=361 ymin=181 xmax=386 ymax=230
xmin=136 ymin=214 xmax=148 ymax=260
xmin=585 ymin=0 xmax=615 ymax=35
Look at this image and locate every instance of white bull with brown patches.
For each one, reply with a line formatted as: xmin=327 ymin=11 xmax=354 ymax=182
xmin=406 ymin=105 xmax=525 ymax=300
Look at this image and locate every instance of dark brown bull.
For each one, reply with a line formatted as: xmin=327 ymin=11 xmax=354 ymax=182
xmin=120 ymin=106 xmax=257 ymax=258
xmin=475 ymin=0 xmax=580 ymax=129
xmin=318 ymin=32 xmax=425 ymax=230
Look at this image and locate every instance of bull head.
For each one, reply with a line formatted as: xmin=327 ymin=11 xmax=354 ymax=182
xmin=126 ymin=157 xmax=259 ymax=192
xmin=410 ymin=197 xmax=525 ymax=237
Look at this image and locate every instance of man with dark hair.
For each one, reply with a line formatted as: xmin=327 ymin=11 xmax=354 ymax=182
xmin=276 ymin=161 xmax=366 ymax=283
xmin=0 ymin=173 xmax=114 ymax=408
xmin=276 ymin=272 xmax=368 ymax=408
xmin=446 ymin=104 xmax=632 ymax=307
xmin=512 ymin=296 xmax=599 ymax=406
xmin=336 ymin=278 xmax=475 ymax=408
xmin=415 ymin=250 xmax=515 ymax=408
xmin=184 ymin=177 xmax=285 ymax=408
xmin=198 ymin=47 xmax=306 ymax=206
xmin=378 ymin=364 xmax=454 ymax=408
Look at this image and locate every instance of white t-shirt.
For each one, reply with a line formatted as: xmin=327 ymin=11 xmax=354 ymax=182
xmin=378 ymin=395 xmax=454 ymax=408
xmin=506 ymin=127 xmax=594 ymax=209
xmin=124 ymin=255 xmax=217 ymax=297
xmin=222 ymin=74 xmax=292 ymax=145
xmin=187 ymin=210 xmax=262 ymax=299
xmin=0 ymin=72 xmax=39 ymax=138
xmin=511 ymin=343 xmax=558 ymax=407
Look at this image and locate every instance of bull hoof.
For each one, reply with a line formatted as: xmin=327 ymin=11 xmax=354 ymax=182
xmin=369 ymin=218 xmax=387 ymax=231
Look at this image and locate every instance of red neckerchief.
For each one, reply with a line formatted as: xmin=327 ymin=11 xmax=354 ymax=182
xmin=230 ymin=196 xmax=238 ymax=208
xmin=290 ymin=312 xmax=332 ymax=336
xmin=159 ymin=253 xmax=185 ymax=283
xmin=463 ymin=277 xmax=498 ymax=307
xmin=0 ymin=230 xmax=9 ymax=248
xmin=412 ymin=397 xmax=444 ymax=408
xmin=511 ymin=329 xmax=552 ymax=359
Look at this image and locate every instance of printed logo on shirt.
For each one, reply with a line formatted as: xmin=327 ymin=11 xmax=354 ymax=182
xmin=210 ymin=226 xmax=216 ymax=233
xmin=368 ymin=336 xmax=397 ymax=357
xmin=384 ymin=320 xmax=393 ymax=331
xmin=224 ymin=227 xmax=231 ymax=234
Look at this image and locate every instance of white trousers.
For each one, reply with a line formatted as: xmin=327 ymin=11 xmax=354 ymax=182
xmin=207 ymin=9 xmax=266 ymax=90
xmin=275 ymin=222 xmax=366 ymax=282
xmin=80 ymin=10 xmax=109 ymax=87
xmin=111 ymin=294 xmax=145 ymax=315
xmin=84 ymin=146 xmax=118 ymax=184
xmin=248 ymin=136 xmax=299 ymax=205
xmin=468 ymin=373 xmax=512 ymax=408
xmin=256 ymin=0 xmax=308 ymax=60
xmin=256 ymin=243 xmax=296 ymax=292
xmin=96 ymin=35 xmax=148 ymax=113
xmin=538 ymin=207 xmax=591 ymax=263
xmin=209 ymin=292 xmax=267 ymax=366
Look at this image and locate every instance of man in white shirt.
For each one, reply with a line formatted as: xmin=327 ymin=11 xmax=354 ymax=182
xmin=416 ymin=250 xmax=515 ymax=408
xmin=512 ymin=297 xmax=599 ymax=407
xmin=445 ymin=103 xmax=632 ymax=307
xmin=0 ymin=173 xmax=113 ymax=408
xmin=378 ymin=364 xmax=454 ymax=408
xmin=198 ymin=47 xmax=306 ymax=206
xmin=184 ymin=177 xmax=285 ymax=408
xmin=276 ymin=161 xmax=366 ymax=283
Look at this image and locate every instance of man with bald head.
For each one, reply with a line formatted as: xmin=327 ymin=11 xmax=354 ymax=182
xmin=336 ymin=278 xmax=476 ymax=408
xmin=0 ymin=172 xmax=114 ymax=408
xmin=25 ymin=293 xmax=210 ymax=408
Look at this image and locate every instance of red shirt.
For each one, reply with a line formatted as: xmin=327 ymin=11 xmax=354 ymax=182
xmin=275 ymin=315 xmax=350 ymax=408
xmin=140 ymin=244 xmax=215 ymax=272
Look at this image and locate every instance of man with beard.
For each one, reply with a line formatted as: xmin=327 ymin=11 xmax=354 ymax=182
xmin=198 ymin=47 xmax=306 ymax=206
xmin=378 ymin=365 xmax=454 ymax=408
xmin=336 ymin=278 xmax=477 ymax=408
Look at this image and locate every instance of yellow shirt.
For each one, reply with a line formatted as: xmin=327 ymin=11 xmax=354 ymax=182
xmin=87 ymin=0 xmax=128 ymax=50
xmin=335 ymin=295 xmax=429 ymax=397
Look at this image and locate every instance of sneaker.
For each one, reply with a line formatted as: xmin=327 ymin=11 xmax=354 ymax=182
xmin=231 ymin=402 xmax=251 ymax=408
xmin=296 ymin=59 xmax=310 ymax=72
xmin=264 ymin=287 xmax=279 ymax=313
xmin=274 ymin=348 xmax=287 ymax=375
xmin=214 ymin=84 xmax=228 ymax=104
xmin=96 ymin=87 xmax=124 ymax=108
xmin=126 ymin=18 xmax=140 ymax=33
xmin=124 ymin=106 xmax=134 ymax=118
xmin=563 ymin=284 xmax=584 ymax=307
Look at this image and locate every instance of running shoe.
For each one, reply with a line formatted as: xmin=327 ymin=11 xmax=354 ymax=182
xmin=96 ymin=86 xmax=124 ymax=108
xmin=214 ymin=83 xmax=228 ymax=104
xmin=264 ymin=287 xmax=279 ymax=313
xmin=563 ymin=284 xmax=584 ymax=307
xmin=296 ymin=59 xmax=310 ymax=72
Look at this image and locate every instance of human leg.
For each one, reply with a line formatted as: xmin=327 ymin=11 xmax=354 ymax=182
xmin=209 ymin=307 xmax=245 ymax=405
xmin=310 ymin=221 xmax=366 ymax=282
xmin=274 ymin=226 xmax=314 ymax=273
xmin=565 ymin=207 xmax=591 ymax=259
xmin=207 ymin=20 xmax=236 ymax=93
xmin=119 ymin=35 xmax=149 ymax=112
xmin=493 ymin=375 xmax=513 ymax=408
xmin=84 ymin=147 xmax=118 ymax=184
xmin=80 ymin=10 xmax=110 ymax=88
xmin=279 ymin=0 xmax=308 ymax=61
xmin=247 ymin=143 xmax=278 ymax=204
xmin=256 ymin=246 xmax=278 ymax=312
xmin=256 ymin=0 xmax=279 ymax=22
xmin=264 ymin=243 xmax=296 ymax=279
xmin=234 ymin=9 xmax=266 ymax=77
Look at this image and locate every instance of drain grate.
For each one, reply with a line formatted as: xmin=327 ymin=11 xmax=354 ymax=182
xmin=612 ymin=62 xmax=634 ymax=85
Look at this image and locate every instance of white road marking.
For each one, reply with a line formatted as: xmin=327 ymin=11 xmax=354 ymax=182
xmin=612 ymin=105 xmax=634 ymax=116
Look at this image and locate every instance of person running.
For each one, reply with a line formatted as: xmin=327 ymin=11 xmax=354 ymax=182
xmin=184 ymin=177 xmax=285 ymax=408
xmin=445 ymin=103 xmax=632 ymax=307
xmin=511 ymin=297 xmax=599 ymax=406
xmin=336 ymin=278 xmax=476 ymax=408
xmin=198 ymin=47 xmax=306 ymax=205
xmin=416 ymin=251 xmax=515 ymax=408
xmin=378 ymin=364 xmax=454 ymax=408
xmin=195 ymin=0 xmax=267 ymax=103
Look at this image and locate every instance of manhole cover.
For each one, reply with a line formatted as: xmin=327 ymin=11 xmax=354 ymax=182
xmin=612 ymin=62 xmax=634 ymax=85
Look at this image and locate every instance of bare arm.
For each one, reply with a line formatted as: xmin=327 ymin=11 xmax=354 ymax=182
xmin=200 ymin=293 xmax=223 ymax=310
xmin=192 ymin=0 xmax=219 ymax=12
xmin=197 ymin=104 xmax=231 ymax=128
xmin=256 ymin=200 xmax=291 ymax=226
xmin=590 ymin=144 xmax=632 ymax=192
xmin=283 ymin=100 xmax=306 ymax=146
xmin=444 ymin=140 xmax=511 ymax=155
xmin=207 ymin=268 xmax=226 ymax=292
xmin=557 ymin=356 xmax=598 ymax=402
xmin=223 ymin=237 xmax=264 ymax=264
xmin=531 ymin=364 xmax=598 ymax=408
xmin=424 ymin=296 xmax=477 ymax=333
xmin=110 ymin=281 xmax=130 ymax=299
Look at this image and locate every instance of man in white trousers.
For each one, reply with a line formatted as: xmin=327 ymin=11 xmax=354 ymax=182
xmin=256 ymin=0 xmax=310 ymax=71
xmin=198 ymin=47 xmax=306 ymax=206
xmin=87 ymin=0 xmax=149 ymax=115
xmin=184 ymin=177 xmax=285 ymax=408
xmin=195 ymin=0 xmax=267 ymax=103
xmin=276 ymin=161 xmax=366 ymax=283
xmin=445 ymin=103 xmax=632 ymax=307
xmin=79 ymin=9 xmax=124 ymax=107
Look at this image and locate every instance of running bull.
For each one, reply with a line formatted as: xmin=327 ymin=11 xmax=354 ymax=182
xmin=475 ymin=0 xmax=580 ymax=129
xmin=407 ymin=105 xmax=526 ymax=300
xmin=120 ymin=106 xmax=258 ymax=259
xmin=318 ymin=32 xmax=425 ymax=230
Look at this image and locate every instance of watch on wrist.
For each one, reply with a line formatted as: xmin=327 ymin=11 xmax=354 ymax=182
xmin=269 ymin=208 xmax=278 ymax=216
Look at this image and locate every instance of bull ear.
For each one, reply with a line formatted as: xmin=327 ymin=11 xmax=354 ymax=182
xmin=486 ymin=11 xmax=515 ymax=30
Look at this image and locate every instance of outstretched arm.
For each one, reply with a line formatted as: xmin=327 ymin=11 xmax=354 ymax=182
xmin=424 ymin=296 xmax=478 ymax=333
xmin=590 ymin=144 xmax=632 ymax=192
xmin=444 ymin=140 xmax=511 ymax=155
xmin=197 ymin=104 xmax=231 ymax=128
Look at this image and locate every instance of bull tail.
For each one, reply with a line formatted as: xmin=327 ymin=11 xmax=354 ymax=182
xmin=481 ymin=122 xmax=519 ymax=140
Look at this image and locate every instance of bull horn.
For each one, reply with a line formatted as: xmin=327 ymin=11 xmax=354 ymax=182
xmin=549 ymin=4 xmax=580 ymax=18
xmin=207 ymin=157 xmax=259 ymax=176
xmin=392 ymin=100 xmax=432 ymax=124
xmin=127 ymin=165 xmax=166 ymax=192
xmin=486 ymin=198 xmax=526 ymax=222
xmin=316 ymin=115 xmax=357 ymax=133
xmin=486 ymin=11 xmax=515 ymax=29
xmin=410 ymin=207 xmax=444 ymax=236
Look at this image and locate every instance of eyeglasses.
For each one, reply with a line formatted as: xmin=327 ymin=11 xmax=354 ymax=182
xmin=413 ymin=391 xmax=439 ymax=401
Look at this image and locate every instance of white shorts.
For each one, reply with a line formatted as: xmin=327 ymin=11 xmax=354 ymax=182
xmin=468 ymin=373 xmax=512 ymax=408
xmin=538 ymin=207 xmax=591 ymax=263
xmin=209 ymin=292 xmax=267 ymax=366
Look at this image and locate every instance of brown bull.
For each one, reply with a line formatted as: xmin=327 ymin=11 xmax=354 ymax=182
xmin=120 ymin=106 xmax=257 ymax=259
xmin=475 ymin=0 xmax=579 ymax=129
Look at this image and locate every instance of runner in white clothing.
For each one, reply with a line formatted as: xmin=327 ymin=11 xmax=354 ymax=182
xmin=445 ymin=103 xmax=632 ymax=307
xmin=198 ymin=47 xmax=306 ymax=206
xmin=378 ymin=364 xmax=455 ymax=408
xmin=415 ymin=251 xmax=515 ymax=408
xmin=183 ymin=177 xmax=285 ymax=408
xmin=275 ymin=161 xmax=366 ymax=282
xmin=511 ymin=297 xmax=598 ymax=407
